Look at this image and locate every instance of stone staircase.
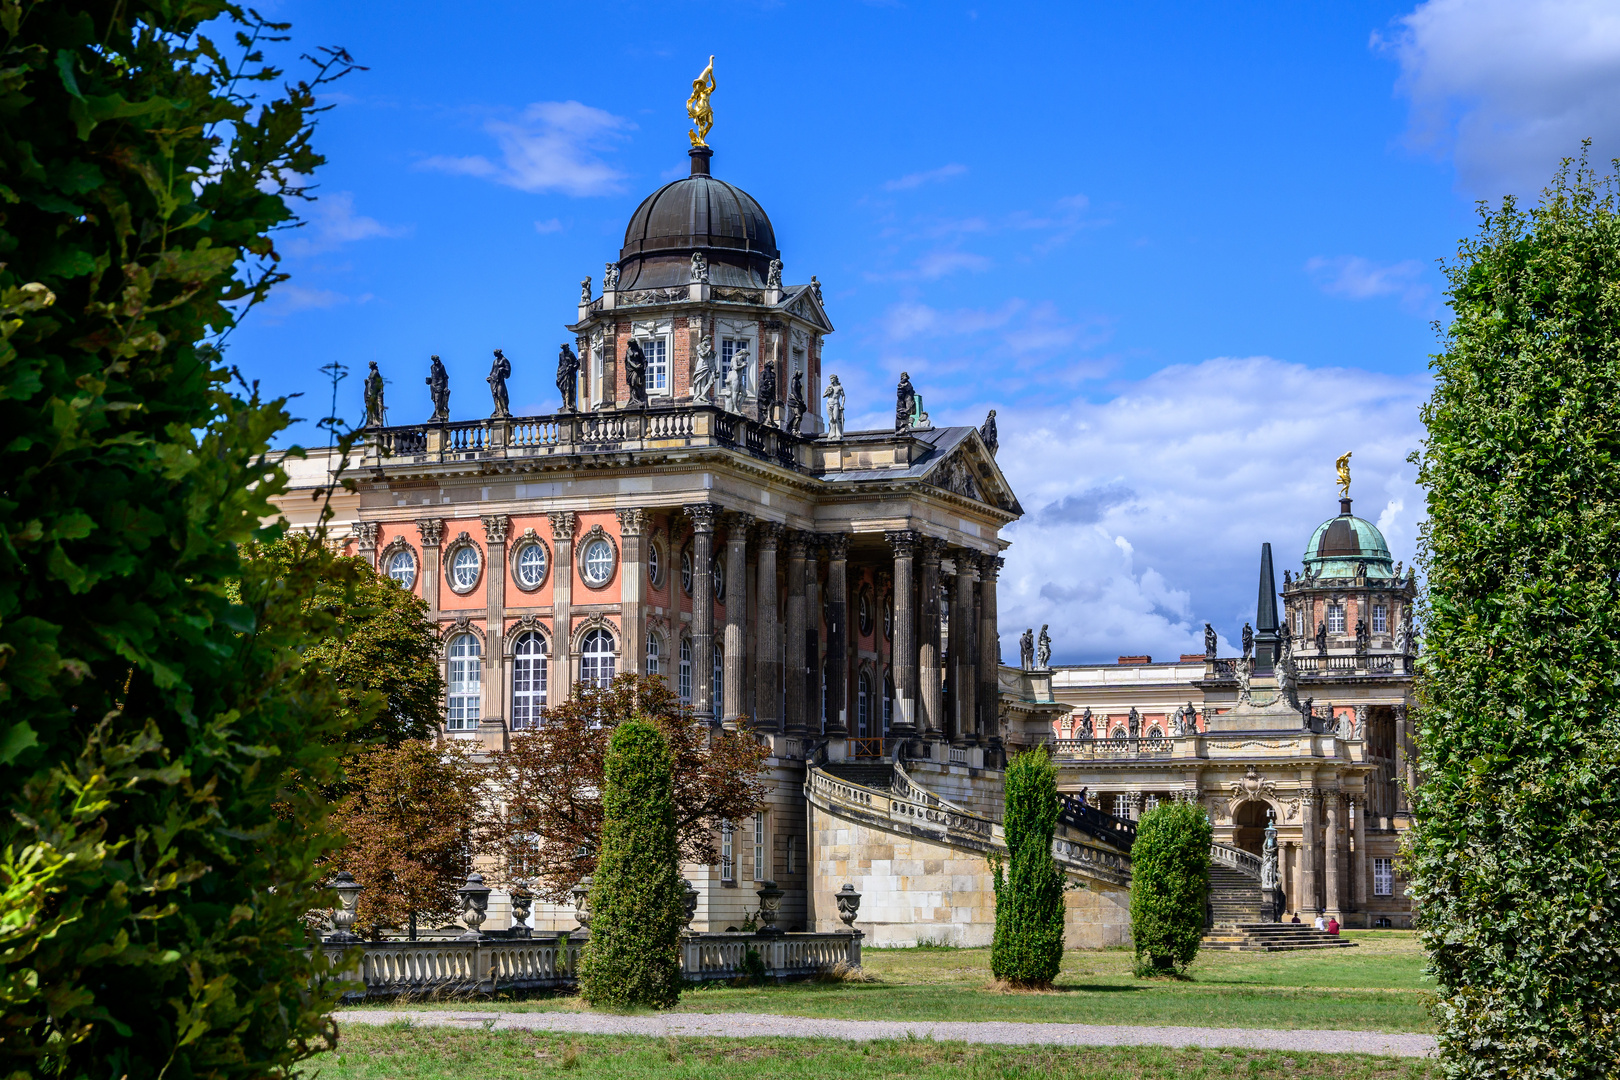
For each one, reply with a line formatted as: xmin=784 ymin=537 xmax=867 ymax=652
xmin=1201 ymin=923 xmax=1357 ymax=951
xmin=821 ymin=761 xmax=895 ymax=790
xmin=1207 ymin=865 xmax=1265 ymax=926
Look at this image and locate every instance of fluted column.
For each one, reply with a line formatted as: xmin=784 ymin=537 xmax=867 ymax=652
xmin=1350 ymin=793 xmax=1367 ymax=915
xmin=823 ymin=534 xmax=849 ymax=736
xmin=1300 ymin=789 xmax=1321 ymax=916
xmin=686 ymin=504 xmax=718 ymax=724
xmin=951 ymin=550 xmax=978 ymax=747
xmin=616 ymin=509 xmax=648 ymax=680
xmin=481 ymin=514 xmax=511 ymax=744
xmin=1393 ymin=703 xmax=1410 ymax=814
xmin=722 ymin=512 xmax=751 ymax=730
xmin=1324 ymin=792 xmax=1342 ymax=919
xmin=753 ymin=523 xmax=783 ymax=733
xmin=977 ymin=553 xmax=1001 ymax=750
xmin=918 ymin=537 xmax=944 ymax=742
xmin=784 ymin=531 xmax=809 ymax=735
xmin=885 ymin=531 xmax=919 ymax=740
xmin=548 ymin=512 xmax=575 ymax=701
xmin=417 ymin=519 xmax=444 ymax=617
xmin=806 ymin=539 xmax=823 ymax=731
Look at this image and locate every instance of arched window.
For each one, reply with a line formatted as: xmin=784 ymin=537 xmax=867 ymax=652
xmin=645 ymin=631 xmax=661 ymax=677
xmin=647 ymin=543 xmax=661 ymax=587
xmin=858 ymin=592 xmax=873 ymax=637
xmin=446 ymin=633 xmax=481 ymax=730
xmin=883 ymin=595 xmax=893 ymax=640
xmin=712 ymin=554 xmax=725 ymax=601
xmin=450 ymin=545 xmax=480 ymax=591
xmin=679 ymin=637 xmax=693 ymax=703
xmin=713 ymin=643 xmax=724 ymax=721
xmin=510 ymin=632 xmax=547 ymax=729
xmin=387 ymin=548 xmax=416 ymax=589
xmin=579 ymin=628 xmax=615 ymax=689
xmin=857 ymin=671 xmax=872 ymax=737
xmin=680 ymin=547 xmax=693 ymax=596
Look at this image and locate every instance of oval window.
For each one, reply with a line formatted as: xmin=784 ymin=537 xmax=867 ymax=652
xmin=387 ymin=549 xmax=416 ymax=589
xmin=516 ymin=543 xmax=547 ymax=589
xmin=582 ymin=538 xmax=615 ymax=586
xmin=451 ymin=545 xmax=480 ymax=590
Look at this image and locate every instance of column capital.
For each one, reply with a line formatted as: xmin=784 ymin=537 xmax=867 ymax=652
xmin=615 ymin=507 xmax=650 ymax=536
xmin=976 ymin=551 xmax=1001 ymax=579
xmin=824 ymin=533 xmax=849 ymax=560
xmin=885 ymin=529 xmax=921 ymax=557
xmin=1300 ymin=788 xmax=1324 ymax=807
xmin=754 ymin=520 xmax=785 ymax=549
xmin=951 ymin=547 xmax=980 ymax=581
xmin=1393 ymin=703 xmax=1408 ymax=722
xmin=785 ymin=529 xmax=812 ymax=559
xmin=416 ymin=518 xmax=444 ymax=548
xmin=548 ymin=510 xmax=577 ymax=541
xmin=355 ymin=521 xmax=380 ymax=547
xmin=684 ymin=503 xmax=719 ymax=533
xmin=722 ymin=510 xmax=754 ymax=539
xmin=481 ymin=514 xmax=511 ymax=545
xmin=919 ymin=535 xmax=946 ymax=565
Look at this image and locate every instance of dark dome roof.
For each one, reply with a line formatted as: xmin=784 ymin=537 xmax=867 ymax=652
xmin=1302 ymin=498 xmax=1394 ymax=579
xmin=614 ymin=148 xmax=778 ymax=290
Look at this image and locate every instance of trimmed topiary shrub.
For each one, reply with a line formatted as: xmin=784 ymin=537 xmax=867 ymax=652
xmin=1129 ymin=801 xmax=1211 ymax=977
xmin=1410 ymin=150 xmax=1620 ymax=1079
xmin=990 ymin=746 xmax=1065 ymax=988
xmin=578 ymin=719 xmax=686 ymax=1008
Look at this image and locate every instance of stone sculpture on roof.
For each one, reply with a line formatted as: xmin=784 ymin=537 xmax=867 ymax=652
xmin=1037 ymin=625 xmax=1051 ymax=669
xmin=624 ymin=339 xmax=648 ymax=406
xmin=426 ymin=354 xmax=450 ymax=422
xmin=1241 ymin=621 xmax=1254 ymax=660
xmin=691 ymin=335 xmax=718 ymax=403
xmin=580 ymin=276 xmax=592 ymax=304
xmin=767 ymin=258 xmax=782 ymax=288
xmin=556 ymin=343 xmax=579 ymax=411
xmin=363 ymin=360 xmax=385 ymax=428
xmin=822 ymin=374 xmax=845 ymax=439
xmin=785 ymin=371 xmax=806 ymax=435
xmin=895 ymin=372 xmax=915 ymax=433
xmin=690 ymin=250 xmax=709 ymax=284
xmin=1204 ymin=621 xmax=1217 ymax=658
xmin=758 ymin=357 xmax=777 ymax=426
xmin=1019 ymin=627 xmax=1035 ymax=670
xmin=980 ymin=409 xmax=998 ymax=456
xmin=488 ymin=349 xmax=512 ymax=418
xmin=721 ymin=344 xmax=748 ymax=414
xmin=603 ymin=261 xmax=620 ymax=290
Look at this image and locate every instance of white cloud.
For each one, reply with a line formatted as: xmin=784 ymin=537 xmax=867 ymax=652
xmin=534 ymin=218 xmax=565 ymax=234
xmin=274 ymin=285 xmax=351 ymax=311
xmin=419 ymin=100 xmax=633 ymax=197
xmin=992 ymin=356 xmax=1429 ymax=664
xmin=1380 ymin=0 xmax=1620 ymax=194
xmin=1305 ymin=255 xmax=1431 ymax=309
xmin=281 ymin=191 xmax=409 ymax=257
xmin=883 ymin=163 xmax=968 ymax=191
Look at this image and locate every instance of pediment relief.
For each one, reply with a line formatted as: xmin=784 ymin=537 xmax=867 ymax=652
xmin=923 ymin=440 xmax=1021 ymax=514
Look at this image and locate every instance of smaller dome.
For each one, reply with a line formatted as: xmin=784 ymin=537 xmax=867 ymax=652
xmin=614 ymin=147 xmax=778 ymax=291
xmin=1302 ymin=498 xmax=1393 ymax=580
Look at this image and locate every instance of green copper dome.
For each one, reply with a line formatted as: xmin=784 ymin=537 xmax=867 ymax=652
xmin=1302 ymin=498 xmax=1393 ymax=580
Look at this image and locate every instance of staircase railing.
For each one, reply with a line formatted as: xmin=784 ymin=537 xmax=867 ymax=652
xmin=1057 ymin=793 xmax=1137 ymax=852
xmin=1209 ymin=843 xmax=1262 ymax=880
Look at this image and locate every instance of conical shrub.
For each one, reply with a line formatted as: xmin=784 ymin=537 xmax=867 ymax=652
xmin=990 ymin=746 xmax=1065 ymax=987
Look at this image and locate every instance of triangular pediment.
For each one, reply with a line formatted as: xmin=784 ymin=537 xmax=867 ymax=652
xmin=920 ymin=429 xmax=1023 ymax=516
xmin=777 ymin=284 xmax=835 ymax=332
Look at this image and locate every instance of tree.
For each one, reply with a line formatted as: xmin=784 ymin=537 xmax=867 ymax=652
xmin=1410 ymin=149 xmax=1620 ymax=1079
xmin=0 ymin=5 xmax=360 ymax=1076
xmin=990 ymin=746 xmax=1065 ymax=988
xmin=485 ymin=673 xmax=769 ymax=901
xmin=578 ymin=719 xmax=686 ymax=1008
xmin=1129 ymin=801 xmax=1211 ymax=977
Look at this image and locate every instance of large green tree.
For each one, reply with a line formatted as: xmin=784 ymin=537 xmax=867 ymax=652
xmin=0 ymin=3 xmax=359 ymax=1076
xmin=990 ymin=746 xmax=1065 ymax=988
xmin=1128 ymin=801 xmax=1210 ymax=978
xmin=1411 ymin=150 xmax=1620 ymax=1079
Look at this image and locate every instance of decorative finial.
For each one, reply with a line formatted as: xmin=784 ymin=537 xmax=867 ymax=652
xmin=1335 ymin=451 xmax=1352 ymax=498
xmin=687 ymin=56 xmax=716 ymax=148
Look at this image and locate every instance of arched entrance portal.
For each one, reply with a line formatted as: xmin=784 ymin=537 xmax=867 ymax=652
xmin=1231 ymin=800 xmax=1272 ymax=855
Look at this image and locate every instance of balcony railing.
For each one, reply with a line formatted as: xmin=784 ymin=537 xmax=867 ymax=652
xmin=1050 ymin=734 xmax=1173 ymax=760
xmin=1206 ymin=652 xmax=1412 ymax=680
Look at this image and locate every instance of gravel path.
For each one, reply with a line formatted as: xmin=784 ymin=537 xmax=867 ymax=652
xmin=336 ymin=1009 xmax=1436 ymax=1058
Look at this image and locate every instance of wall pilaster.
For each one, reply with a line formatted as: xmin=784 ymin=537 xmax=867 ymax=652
xmin=753 ymin=522 xmax=783 ymax=733
xmin=686 ymin=504 xmax=719 ymax=724
xmin=549 ymin=511 xmax=576 ymax=701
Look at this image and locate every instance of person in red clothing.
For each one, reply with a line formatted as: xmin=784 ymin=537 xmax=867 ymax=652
xmin=1326 ymin=916 xmax=1340 ymax=935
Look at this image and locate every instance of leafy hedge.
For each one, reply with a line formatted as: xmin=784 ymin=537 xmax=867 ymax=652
xmin=578 ymin=719 xmax=686 ymax=1008
xmin=1410 ymin=151 xmax=1620 ymax=1079
xmin=1129 ymin=801 xmax=1210 ymax=976
xmin=990 ymin=746 xmax=1064 ymax=988
xmin=0 ymin=5 xmax=360 ymax=1076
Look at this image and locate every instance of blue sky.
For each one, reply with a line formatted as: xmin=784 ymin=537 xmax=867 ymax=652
xmin=232 ymin=0 xmax=1620 ymax=662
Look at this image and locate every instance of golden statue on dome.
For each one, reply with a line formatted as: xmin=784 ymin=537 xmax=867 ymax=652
xmin=1335 ymin=451 xmax=1353 ymax=497
xmin=687 ymin=56 xmax=716 ymax=147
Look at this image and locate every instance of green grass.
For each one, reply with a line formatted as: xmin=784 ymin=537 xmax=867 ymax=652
xmin=310 ymin=1028 xmax=1437 ymax=1080
xmin=344 ymin=931 xmax=1434 ymax=1034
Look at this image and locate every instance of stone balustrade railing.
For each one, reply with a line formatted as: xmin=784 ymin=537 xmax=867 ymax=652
xmin=1206 ymin=653 xmax=1411 ymax=680
xmin=365 ymin=403 xmax=804 ymax=472
xmin=317 ymin=929 xmax=860 ymax=1000
xmin=1209 ymin=842 xmax=1263 ymax=880
xmin=1050 ymin=735 xmax=1174 ymax=760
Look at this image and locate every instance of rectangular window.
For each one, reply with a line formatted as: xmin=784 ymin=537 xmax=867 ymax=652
xmin=720 ymin=821 xmax=734 ymax=883
xmin=721 ymin=338 xmax=748 ymax=388
xmin=1374 ymin=857 xmax=1394 ymax=896
xmin=1114 ymin=793 xmax=1130 ymax=818
xmin=1327 ymin=604 xmax=1347 ymax=634
xmin=1372 ymin=605 xmax=1388 ymax=634
xmin=786 ymin=834 xmax=797 ymax=876
xmin=641 ymin=337 xmax=668 ymax=394
xmin=753 ymin=811 xmax=766 ymax=882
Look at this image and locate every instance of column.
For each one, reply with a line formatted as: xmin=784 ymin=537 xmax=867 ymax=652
xmin=1350 ymin=793 xmax=1367 ymax=916
xmin=480 ymin=514 xmax=510 ymax=742
xmin=806 ymin=539 xmax=822 ymax=732
xmin=722 ymin=512 xmax=751 ymax=730
xmin=1127 ymin=790 xmax=1143 ymax=822
xmin=823 ymin=534 xmax=849 ymax=736
xmin=686 ymin=504 xmax=718 ymax=724
xmin=1393 ymin=704 xmax=1410 ymax=814
xmin=977 ymin=554 xmax=1001 ymax=750
xmin=418 ymin=519 xmax=444 ymax=617
xmin=918 ymin=537 xmax=945 ymax=742
xmin=1300 ymin=790 xmax=1320 ymax=916
xmin=1288 ymin=841 xmax=1303 ymax=919
xmin=616 ymin=509 xmax=648 ymax=680
xmin=885 ymin=531 xmax=920 ymax=740
xmin=1324 ymin=792 xmax=1342 ymax=919
xmin=548 ymin=512 xmax=576 ymax=701
xmin=784 ymin=531 xmax=809 ymax=735
xmin=356 ymin=521 xmax=379 ymax=568
xmin=951 ymin=550 xmax=978 ymax=747
xmin=754 ymin=523 xmax=783 ymax=733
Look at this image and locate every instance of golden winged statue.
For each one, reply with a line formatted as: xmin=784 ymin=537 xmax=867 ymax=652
xmin=1335 ymin=451 xmax=1353 ymax=497
xmin=687 ymin=56 xmax=716 ymax=147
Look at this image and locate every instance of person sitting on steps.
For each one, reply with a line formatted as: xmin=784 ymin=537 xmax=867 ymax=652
xmin=1290 ymin=912 xmax=1302 ymax=925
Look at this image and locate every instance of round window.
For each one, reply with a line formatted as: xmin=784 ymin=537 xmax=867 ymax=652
xmin=680 ymin=548 xmax=693 ymax=596
xmin=516 ymin=543 xmax=547 ymax=589
xmin=387 ymin=549 xmax=416 ymax=589
xmin=883 ymin=596 xmax=894 ymax=640
xmin=712 ymin=555 xmax=725 ymax=601
xmin=582 ymin=538 xmax=615 ymax=586
xmin=648 ymin=543 xmax=661 ymax=586
xmin=859 ymin=591 xmax=873 ymax=636
xmin=451 ymin=545 xmax=480 ymax=590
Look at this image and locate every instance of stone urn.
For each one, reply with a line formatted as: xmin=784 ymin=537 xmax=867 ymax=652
xmin=835 ymin=883 xmax=862 ymax=928
xmin=510 ymin=880 xmax=534 ymax=938
xmin=755 ymin=881 xmax=784 ymax=936
xmin=681 ymin=879 xmax=700 ymax=933
xmin=326 ymin=871 xmax=364 ymax=943
xmin=456 ymin=872 xmax=490 ymax=941
xmin=569 ymin=875 xmax=594 ymax=931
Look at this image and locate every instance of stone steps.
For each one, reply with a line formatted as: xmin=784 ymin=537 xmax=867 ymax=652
xmin=821 ymin=762 xmax=894 ymax=790
xmin=1201 ymin=923 xmax=1357 ymax=952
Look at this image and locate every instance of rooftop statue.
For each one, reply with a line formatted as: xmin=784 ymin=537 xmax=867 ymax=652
xmin=767 ymin=258 xmax=783 ymax=289
xmin=980 ymin=408 xmax=998 ymax=456
xmin=691 ymin=335 xmax=718 ymax=403
xmin=1204 ymin=621 xmax=1217 ymax=658
xmin=687 ymin=55 xmax=716 ymax=147
xmin=425 ymin=354 xmax=450 ymax=423
xmin=624 ymin=339 xmax=648 ymax=406
xmin=1241 ymin=621 xmax=1254 ymax=660
xmin=363 ymin=360 xmax=386 ymax=428
xmin=1019 ymin=627 xmax=1034 ymax=670
xmin=1037 ymin=624 xmax=1051 ymax=669
xmin=785 ymin=370 xmax=806 ymax=435
xmin=488 ymin=348 xmax=512 ymax=418
xmin=557 ymin=343 xmax=580 ymax=411
xmin=758 ymin=358 xmax=778 ymax=426
xmin=1336 ymin=450 xmax=1352 ymax=497
xmin=580 ymin=276 xmax=592 ymax=305
xmin=822 ymin=374 xmax=845 ymax=439
xmin=690 ymin=250 xmax=709 ymax=284
xmin=895 ymin=372 xmax=915 ymax=433
xmin=603 ymin=261 xmax=620 ymax=290
xmin=721 ymin=344 xmax=749 ymax=414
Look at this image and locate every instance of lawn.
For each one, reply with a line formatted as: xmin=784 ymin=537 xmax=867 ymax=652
xmin=312 ymin=1027 xmax=1438 ymax=1080
xmin=345 ymin=931 xmax=1434 ymax=1034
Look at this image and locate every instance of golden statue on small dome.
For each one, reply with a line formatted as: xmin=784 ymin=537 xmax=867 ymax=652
xmin=1335 ymin=451 xmax=1353 ymax=497
xmin=687 ymin=56 xmax=716 ymax=147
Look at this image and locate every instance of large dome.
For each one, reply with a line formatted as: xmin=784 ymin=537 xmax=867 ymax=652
xmin=1302 ymin=497 xmax=1394 ymax=580
xmin=614 ymin=147 xmax=779 ymax=291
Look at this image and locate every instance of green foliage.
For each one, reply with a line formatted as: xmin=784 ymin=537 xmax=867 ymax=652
xmin=990 ymin=746 xmax=1064 ymax=988
xmin=1410 ymin=148 xmax=1620 ymax=1080
xmin=578 ymin=720 xmax=686 ymax=1009
xmin=1129 ymin=801 xmax=1211 ymax=977
xmin=0 ymin=3 xmax=360 ymax=1076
